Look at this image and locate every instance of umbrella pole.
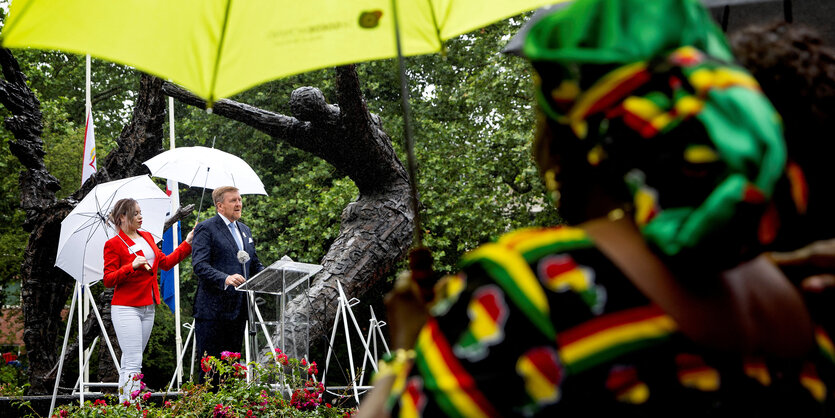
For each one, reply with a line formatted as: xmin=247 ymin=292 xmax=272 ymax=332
xmin=390 ymin=0 xmax=423 ymax=248
xmin=195 ymin=168 xmax=211 ymax=223
xmin=390 ymin=0 xmax=437 ymax=301
xmin=194 ymin=137 xmax=217 ymax=224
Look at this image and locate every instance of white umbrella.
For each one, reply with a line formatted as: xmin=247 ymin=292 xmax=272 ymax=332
xmin=142 ymin=146 xmax=267 ymax=196
xmin=55 ymin=175 xmax=171 ymax=285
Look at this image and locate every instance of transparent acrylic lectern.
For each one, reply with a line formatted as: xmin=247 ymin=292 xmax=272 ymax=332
xmin=236 ymin=256 xmax=322 ymax=361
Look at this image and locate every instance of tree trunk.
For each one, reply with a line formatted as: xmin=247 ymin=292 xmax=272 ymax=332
xmin=0 ymin=47 xmax=168 ymax=393
xmin=163 ymin=65 xmax=414 ymax=357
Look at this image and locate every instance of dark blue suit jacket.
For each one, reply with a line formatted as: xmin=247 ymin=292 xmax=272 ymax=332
xmin=192 ymin=214 xmax=265 ymax=320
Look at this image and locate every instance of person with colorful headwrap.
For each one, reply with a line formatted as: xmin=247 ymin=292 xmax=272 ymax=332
xmin=356 ymin=0 xmax=835 ymax=416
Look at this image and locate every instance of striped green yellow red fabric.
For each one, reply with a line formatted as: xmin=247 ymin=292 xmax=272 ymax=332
xmin=462 ymin=243 xmax=555 ymax=339
xmin=516 ymin=346 xmax=562 ymax=406
xmin=453 ymin=285 xmax=510 ymax=361
xmin=557 ymin=305 xmax=676 ymax=375
xmin=816 ymin=327 xmax=835 ymax=366
xmin=391 ymin=226 xmax=835 ymax=416
xmin=414 ymin=318 xmax=499 ymax=417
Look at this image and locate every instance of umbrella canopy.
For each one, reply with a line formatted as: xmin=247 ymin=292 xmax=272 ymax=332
xmin=1 ymin=0 xmax=564 ymax=103
xmin=143 ymin=146 xmax=267 ymax=196
xmin=56 ymin=175 xmax=170 ymax=285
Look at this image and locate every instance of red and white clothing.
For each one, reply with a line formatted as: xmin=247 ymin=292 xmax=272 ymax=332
xmin=103 ymin=229 xmax=191 ymax=306
xmin=103 ymin=228 xmax=191 ymax=400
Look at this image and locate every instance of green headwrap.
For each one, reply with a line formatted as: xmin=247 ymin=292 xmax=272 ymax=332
xmin=524 ymin=0 xmax=786 ymax=266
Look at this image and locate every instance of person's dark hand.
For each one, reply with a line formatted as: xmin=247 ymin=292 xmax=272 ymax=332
xmin=799 ymin=274 xmax=835 ymax=293
xmin=769 ymin=238 xmax=835 ymax=293
xmin=769 ymin=238 xmax=835 ymax=270
xmin=385 ymin=271 xmax=429 ymax=350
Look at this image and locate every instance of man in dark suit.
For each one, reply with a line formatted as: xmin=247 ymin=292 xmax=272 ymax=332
xmin=192 ymin=186 xmax=265 ymax=367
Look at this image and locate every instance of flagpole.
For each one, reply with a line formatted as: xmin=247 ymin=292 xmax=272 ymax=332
xmin=169 ymin=95 xmax=184 ymax=389
xmin=85 ymin=55 xmax=91 ymax=116
xmin=82 ymin=54 xmax=92 ymax=390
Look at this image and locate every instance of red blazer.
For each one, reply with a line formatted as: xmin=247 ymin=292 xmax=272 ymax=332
xmin=103 ymin=229 xmax=192 ymax=307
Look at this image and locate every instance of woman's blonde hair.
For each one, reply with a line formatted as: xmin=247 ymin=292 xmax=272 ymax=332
xmin=108 ymin=198 xmax=138 ymax=230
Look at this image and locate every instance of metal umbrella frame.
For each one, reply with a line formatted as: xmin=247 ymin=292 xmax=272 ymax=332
xmin=56 ymin=175 xmax=170 ymax=285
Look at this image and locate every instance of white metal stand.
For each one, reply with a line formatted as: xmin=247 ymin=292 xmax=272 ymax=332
xmin=358 ymin=307 xmax=390 ymax=384
xmin=49 ymin=282 xmax=121 ymax=418
xmin=322 ymin=281 xmax=388 ymax=405
xmin=167 ymin=321 xmax=196 ymax=391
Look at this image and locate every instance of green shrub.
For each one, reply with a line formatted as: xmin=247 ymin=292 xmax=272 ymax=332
xmin=52 ymin=350 xmax=354 ymax=417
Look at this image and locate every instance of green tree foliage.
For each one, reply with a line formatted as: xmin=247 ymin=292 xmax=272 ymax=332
xmin=1 ymin=13 xmax=560 ymax=388
xmin=365 ymin=19 xmax=561 ymax=272
xmin=0 ymin=136 xmax=25 ymax=297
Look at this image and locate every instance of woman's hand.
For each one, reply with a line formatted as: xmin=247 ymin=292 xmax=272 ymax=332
xmin=132 ymin=256 xmax=150 ymax=271
xmin=186 ymin=227 xmax=195 ymax=244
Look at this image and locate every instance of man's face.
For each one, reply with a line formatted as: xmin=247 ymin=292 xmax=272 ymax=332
xmin=217 ymin=190 xmax=242 ymax=222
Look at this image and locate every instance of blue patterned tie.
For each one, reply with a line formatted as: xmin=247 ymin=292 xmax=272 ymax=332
xmin=228 ymin=222 xmax=243 ymax=251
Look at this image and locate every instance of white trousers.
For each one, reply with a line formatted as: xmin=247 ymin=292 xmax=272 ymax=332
xmin=111 ymin=304 xmax=155 ymax=402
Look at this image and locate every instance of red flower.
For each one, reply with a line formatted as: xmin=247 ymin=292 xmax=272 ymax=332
xmin=307 ymin=361 xmax=319 ymax=376
xmin=213 ymin=403 xmax=233 ymax=418
xmin=94 ymin=399 xmax=107 ymax=406
xmin=220 ymin=351 xmax=241 ymax=362
xmin=300 ymin=358 xmax=307 ymax=367
xmin=233 ymin=363 xmax=248 ymax=378
xmin=201 ymin=357 xmax=213 ymax=373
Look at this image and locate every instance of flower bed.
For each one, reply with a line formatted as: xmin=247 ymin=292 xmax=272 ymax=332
xmin=48 ymin=349 xmax=354 ymax=417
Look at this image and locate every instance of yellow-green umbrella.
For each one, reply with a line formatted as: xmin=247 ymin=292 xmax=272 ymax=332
xmin=2 ymin=0 xmax=562 ymax=104
xmin=1 ymin=0 xmax=568 ymax=248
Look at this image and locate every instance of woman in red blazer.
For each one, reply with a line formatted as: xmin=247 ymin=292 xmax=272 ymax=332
xmin=103 ymin=198 xmax=193 ymax=401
